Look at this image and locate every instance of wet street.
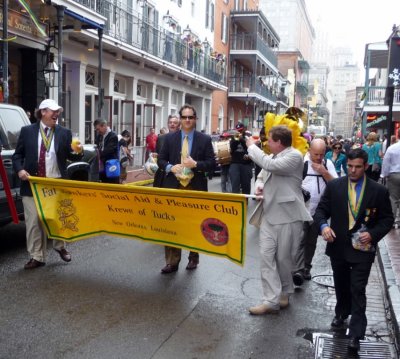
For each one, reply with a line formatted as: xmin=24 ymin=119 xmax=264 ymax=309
xmin=0 ymin=178 xmax=397 ymax=359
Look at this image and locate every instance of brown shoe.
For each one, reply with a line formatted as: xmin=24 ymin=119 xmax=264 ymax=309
xmin=186 ymin=260 xmax=198 ymax=270
xmin=279 ymin=294 xmax=290 ymax=309
xmin=54 ymin=248 xmax=71 ymax=262
xmin=249 ymin=303 xmax=280 ymax=315
xmin=161 ymin=264 xmax=179 ymax=274
xmin=24 ymin=258 xmax=45 ymax=270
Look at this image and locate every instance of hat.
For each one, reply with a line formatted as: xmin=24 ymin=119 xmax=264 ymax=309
xmin=235 ymin=123 xmax=244 ymax=131
xmin=38 ymin=99 xmax=63 ymax=112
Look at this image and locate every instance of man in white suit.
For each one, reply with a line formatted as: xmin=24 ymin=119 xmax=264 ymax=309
xmin=246 ymin=126 xmax=312 ymax=314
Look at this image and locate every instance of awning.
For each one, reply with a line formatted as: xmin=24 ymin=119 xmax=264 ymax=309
xmin=64 ymin=8 xmax=104 ymax=30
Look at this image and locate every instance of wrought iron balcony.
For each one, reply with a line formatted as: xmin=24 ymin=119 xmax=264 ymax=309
xmin=230 ymin=33 xmax=278 ymax=68
xmin=71 ymin=0 xmax=226 ymax=85
xmin=365 ymin=86 xmax=400 ymax=105
xmin=228 ymin=76 xmax=277 ymax=103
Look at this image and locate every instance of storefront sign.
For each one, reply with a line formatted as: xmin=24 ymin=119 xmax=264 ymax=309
xmin=366 ymin=115 xmax=387 ymax=128
xmin=29 ymin=177 xmax=247 ymax=266
xmin=0 ymin=8 xmax=47 ymax=44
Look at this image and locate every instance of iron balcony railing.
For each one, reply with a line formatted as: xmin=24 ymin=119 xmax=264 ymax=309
xmin=230 ymin=33 xmax=278 ymax=68
xmin=366 ymin=86 xmax=400 ymax=105
xmin=228 ymin=76 xmax=277 ymax=103
xmin=72 ymin=0 xmax=226 ymax=84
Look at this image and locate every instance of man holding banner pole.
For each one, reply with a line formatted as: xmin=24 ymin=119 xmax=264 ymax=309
xmin=157 ymin=104 xmax=216 ymax=274
xmin=12 ymin=99 xmax=83 ymax=269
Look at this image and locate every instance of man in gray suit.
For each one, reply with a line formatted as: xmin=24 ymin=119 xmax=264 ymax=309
xmin=246 ymin=126 xmax=312 ymax=314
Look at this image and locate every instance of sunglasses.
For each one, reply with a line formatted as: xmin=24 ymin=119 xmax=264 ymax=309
xmin=181 ymin=115 xmax=196 ymax=120
xmin=333 ymin=146 xmax=342 ymax=150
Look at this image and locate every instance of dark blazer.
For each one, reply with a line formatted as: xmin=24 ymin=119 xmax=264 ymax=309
xmin=95 ymin=130 xmax=119 ymax=165
xmin=157 ymin=130 xmax=216 ymax=191
xmin=313 ymin=176 xmax=394 ymax=263
xmin=12 ymin=122 xmax=82 ymax=196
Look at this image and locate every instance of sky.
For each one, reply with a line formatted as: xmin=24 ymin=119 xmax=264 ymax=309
xmin=305 ymin=0 xmax=400 ymax=66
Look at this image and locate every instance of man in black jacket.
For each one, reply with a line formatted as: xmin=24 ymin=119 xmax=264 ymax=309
xmin=314 ymin=148 xmax=393 ymax=353
xmin=94 ymin=118 xmax=119 ymax=184
xmin=12 ymin=99 xmax=83 ymax=269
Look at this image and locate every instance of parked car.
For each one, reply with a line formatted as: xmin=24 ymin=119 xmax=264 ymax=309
xmin=0 ymin=104 xmax=99 ymax=227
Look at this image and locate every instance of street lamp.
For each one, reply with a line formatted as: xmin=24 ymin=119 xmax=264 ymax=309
xmin=43 ymin=52 xmax=59 ymax=88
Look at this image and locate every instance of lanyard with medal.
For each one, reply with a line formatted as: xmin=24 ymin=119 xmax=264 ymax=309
xmin=40 ymin=126 xmax=54 ymax=155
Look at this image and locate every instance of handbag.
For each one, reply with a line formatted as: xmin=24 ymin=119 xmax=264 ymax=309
xmin=249 ymin=201 xmax=263 ymax=228
xmin=105 ymin=159 xmax=121 ymax=178
xmin=119 ymin=146 xmax=129 ymax=168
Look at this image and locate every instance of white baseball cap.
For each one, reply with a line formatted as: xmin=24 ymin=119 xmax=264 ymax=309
xmin=38 ymin=99 xmax=63 ymax=112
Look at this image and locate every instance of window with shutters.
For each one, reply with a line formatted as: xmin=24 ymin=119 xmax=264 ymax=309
xmin=210 ymin=3 xmax=214 ymax=32
xmin=221 ymin=13 xmax=228 ymax=44
xmin=205 ymin=0 xmax=210 ymax=28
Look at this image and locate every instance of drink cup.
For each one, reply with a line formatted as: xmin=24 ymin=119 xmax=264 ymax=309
xmin=71 ymin=133 xmax=81 ymax=152
xmin=252 ymin=129 xmax=260 ymax=140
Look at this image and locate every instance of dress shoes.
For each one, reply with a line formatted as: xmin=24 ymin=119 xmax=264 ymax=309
xmin=279 ymin=294 xmax=290 ymax=309
xmin=292 ymin=271 xmax=304 ymax=286
xmin=331 ymin=315 xmax=348 ymax=329
xmin=161 ymin=264 xmax=179 ymax=274
xmin=186 ymin=260 xmax=198 ymax=270
xmin=347 ymin=337 xmax=360 ymax=352
xmin=24 ymin=258 xmax=45 ymax=270
xmin=303 ymin=268 xmax=312 ymax=280
xmin=54 ymin=248 xmax=72 ymax=262
xmin=249 ymin=303 xmax=280 ymax=315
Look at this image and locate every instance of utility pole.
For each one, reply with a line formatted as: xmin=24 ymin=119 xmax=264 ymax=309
xmin=386 ymin=27 xmax=400 ymax=147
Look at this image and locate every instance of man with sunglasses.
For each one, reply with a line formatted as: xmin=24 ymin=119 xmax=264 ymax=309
xmin=12 ymin=99 xmax=83 ymax=269
xmin=157 ymin=104 xmax=216 ymax=274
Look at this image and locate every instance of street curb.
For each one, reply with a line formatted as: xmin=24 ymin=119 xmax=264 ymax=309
xmin=377 ymin=238 xmax=400 ymax=346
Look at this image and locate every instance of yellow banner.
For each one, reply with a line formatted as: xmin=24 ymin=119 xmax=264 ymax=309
xmin=29 ymin=177 xmax=247 ymax=265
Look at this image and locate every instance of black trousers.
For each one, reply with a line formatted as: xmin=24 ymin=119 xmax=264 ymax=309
xmin=330 ymin=257 xmax=373 ymax=338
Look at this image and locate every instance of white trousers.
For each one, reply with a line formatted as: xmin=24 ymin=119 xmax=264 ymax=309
xmin=259 ymin=218 xmax=303 ymax=306
xmin=23 ymin=196 xmax=65 ymax=262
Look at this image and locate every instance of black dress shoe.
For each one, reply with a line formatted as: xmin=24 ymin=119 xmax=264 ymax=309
xmin=292 ymin=271 xmax=304 ymax=286
xmin=348 ymin=337 xmax=360 ymax=352
xmin=24 ymin=258 xmax=45 ymax=270
xmin=303 ymin=268 xmax=312 ymax=280
xmin=161 ymin=264 xmax=179 ymax=274
xmin=54 ymin=248 xmax=72 ymax=262
xmin=331 ymin=316 xmax=347 ymax=329
xmin=186 ymin=260 xmax=198 ymax=270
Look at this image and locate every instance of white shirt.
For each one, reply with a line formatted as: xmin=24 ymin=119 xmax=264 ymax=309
xmin=38 ymin=123 xmax=61 ymax=178
xmin=382 ymin=141 xmax=400 ymax=177
xmin=302 ymin=153 xmax=338 ymax=216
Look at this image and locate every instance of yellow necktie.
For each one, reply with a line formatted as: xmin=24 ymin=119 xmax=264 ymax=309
xmin=181 ymin=135 xmax=189 ymax=163
xmin=348 ymin=182 xmax=357 ymax=229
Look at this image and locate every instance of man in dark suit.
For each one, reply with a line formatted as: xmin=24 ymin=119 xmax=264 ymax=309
xmin=314 ymin=148 xmax=393 ymax=353
xmin=12 ymin=99 xmax=83 ymax=269
xmin=94 ymin=118 xmax=119 ymax=184
xmin=157 ymin=104 xmax=216 ymax=274
xmin=153 ymin=114 xmax=180 ymax=188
